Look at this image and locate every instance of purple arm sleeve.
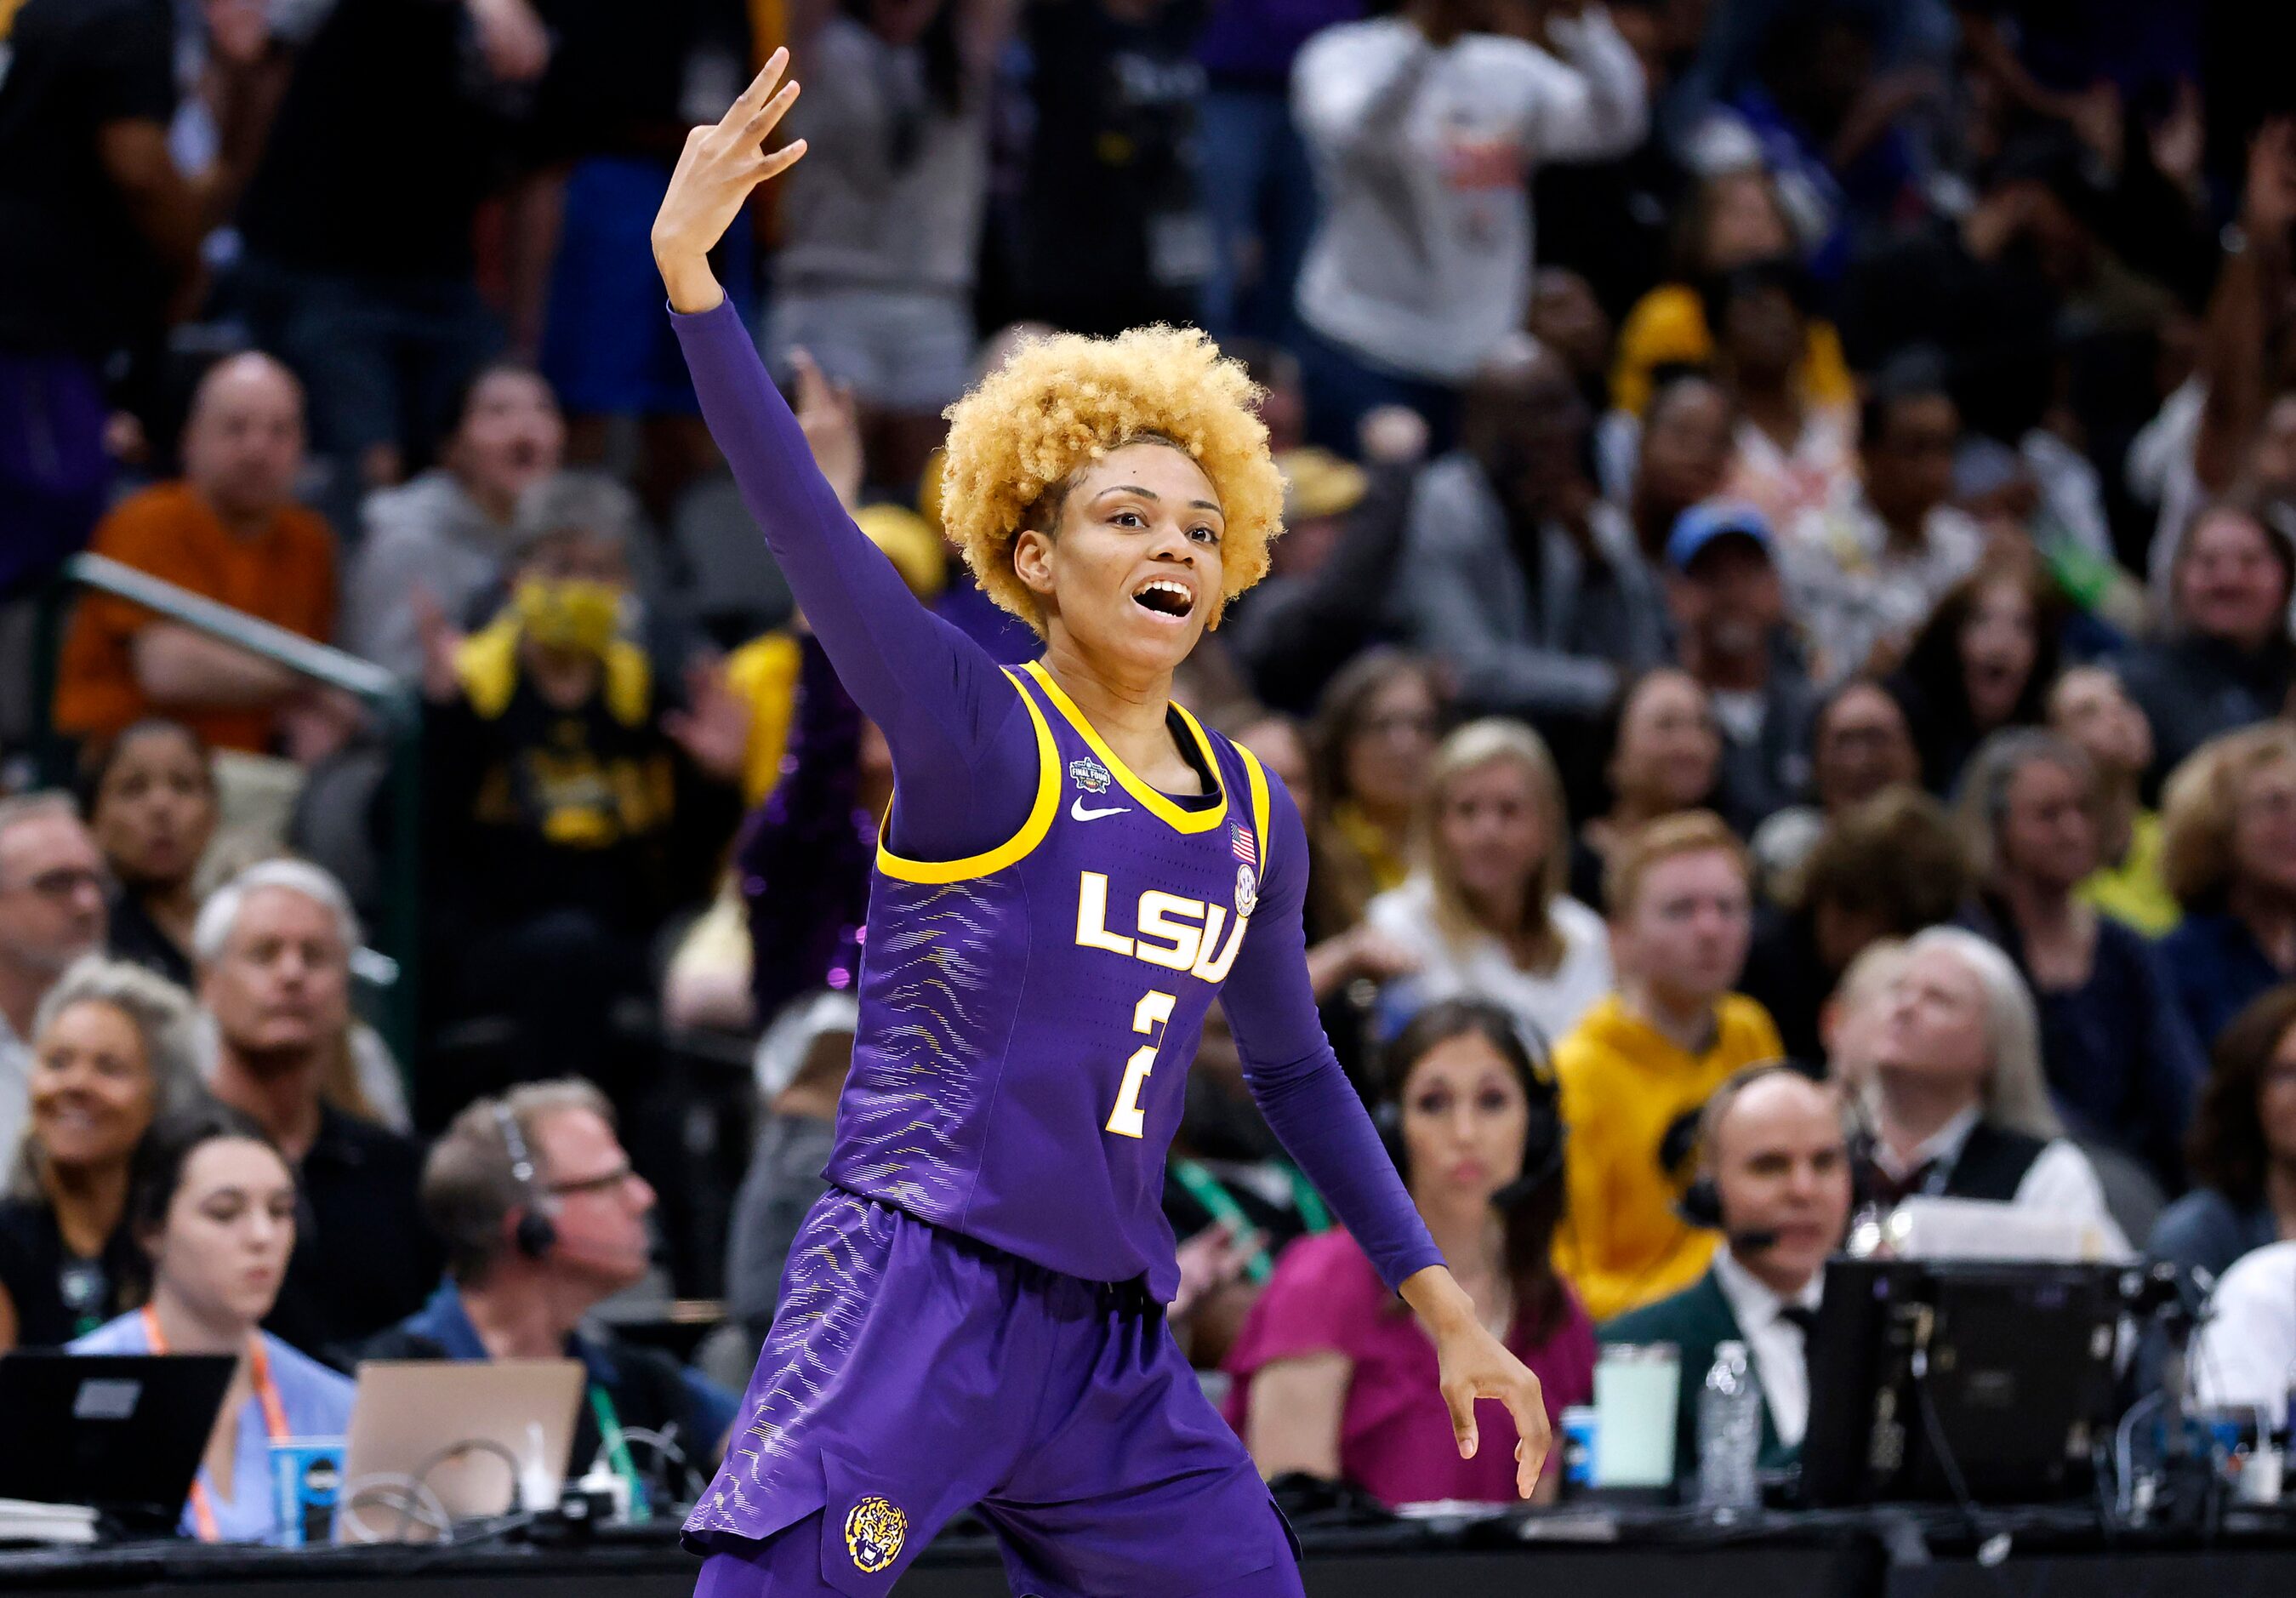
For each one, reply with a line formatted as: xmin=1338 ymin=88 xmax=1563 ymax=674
xmin=1223 ymin=773 xmax=1445 ymax=1293
xmin=670 ymin=297 xmax=1037 ymax=860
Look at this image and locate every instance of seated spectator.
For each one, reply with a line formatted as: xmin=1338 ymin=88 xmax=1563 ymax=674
xmin=1746 ymin=677 xmax=1922 ymax=898
xmin=1552 ymin=813 xmax=1785 ymax=1321
xmin=1223 ymin=1000 xmax=1593 ymax=1505
xmin=1889 ymin=560 xmax=2063 ymax=796
xmin=1955 ymin=732 xmax=2204 ymax=1190
xmin=51 ymin=354 xmax=342 ymax=757
xmin=2189 ymin=1239 xmax=2296 ymax=1409
xmin=196 ymin=862 xmax=434 ymax=1358
xmin=71 ymin=1107 xmax=355 ymax=1543
xmin=1783 ymin=357 xmax=1983 ymax=682
xmin=1609 ymin=166 xmax=1855 ymax=421
xmin=83 ymin=721 xmax=218 ymax=990
xmin=0 ymin=958 xmax=202 ymax=1349
xmin=419 ymin=471 xmax=746 ymax=1107
xmin=1305 ymin=652 xmax=1446 ymax=934
xmin=1368 ymin=719 xmax=1609 ymax=1048
xmin=367 ymin=1082 xmax=738 ymax=1496
xmin=1599 ymin=1064 xmax=1854 ymax=1483
xmin=0 ymin=795 xmax=108 ymax=1161
xmin=342 ymin=362 xmax=566 ymax=681
xmin=2048 ymin=665 xmax=2176 ymax=936
xmin=1290 ymin=0 xmax=1646 ymax=448
xmin=2157 ymin=725 xmax=2296 ymax=1050
xmin=725 ymin=996 xmax=857 ymax=1360
xmin=1706 ymin=260 xmax=1858 ymax=532
xmin=1621 ymin=374 xmax=1735 ymax=562
xmin=1400 ymin=338 xmax=1666 ymax=728
xmin=1576 ymin=669 xmax=1723 ymax=910
xmin=2150 ymin=984 xmax=2296 ymax=1283
xmin=1847 ymin=927 xmax=2128 ymax=1253
xmin=1662 ymin=501 xmax=1816 ymax=831
xmin=2121 ymin=499 xmax=2296 ymax=786
xmin=1743 ymin=786 xmax=1970 ymax=1067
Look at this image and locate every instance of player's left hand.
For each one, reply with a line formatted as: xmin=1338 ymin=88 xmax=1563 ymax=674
xmin=1432 ymin=1316 xmax=1552 ymax=1498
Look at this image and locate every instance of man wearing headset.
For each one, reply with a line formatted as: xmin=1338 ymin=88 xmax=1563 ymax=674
xmin=1597 ymin=1063 xmax=1854 ymax=1484
xmin=362 ymin=1080 xmax=738 ymax=1514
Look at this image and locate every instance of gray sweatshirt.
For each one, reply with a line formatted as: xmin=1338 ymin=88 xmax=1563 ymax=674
xmin=1292 ymin=7 xmax=1645 ymax=381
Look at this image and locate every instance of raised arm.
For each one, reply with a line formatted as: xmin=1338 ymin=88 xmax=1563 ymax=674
xmin=655 ymin=53 xmax=1035 ymax=859
xmin=1527 ymin=5 xmax=1649 ymax=163
xmin=1222 ymin=772 xmax=1552 ymax=1496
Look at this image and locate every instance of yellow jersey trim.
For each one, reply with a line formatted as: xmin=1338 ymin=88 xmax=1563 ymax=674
xmin=1238 ymin=742 xmax=1272 ymax=870
xmin=875 ymin=668 xmax=1060 ymax=883
xmin=1020 ymin=660 xmax=1229 ymax=834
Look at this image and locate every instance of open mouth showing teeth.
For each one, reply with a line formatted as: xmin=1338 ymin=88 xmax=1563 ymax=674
xmin=1133 ymin=579 xmax=1192 ymax=618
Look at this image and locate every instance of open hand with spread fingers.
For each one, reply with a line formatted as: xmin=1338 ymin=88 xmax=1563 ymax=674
xmin=652 ymin=47 xmax=809 ymax=312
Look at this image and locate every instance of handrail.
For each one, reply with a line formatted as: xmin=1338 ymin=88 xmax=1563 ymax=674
xmin=64 ymin=553 xmax=401 ymax=702
xmin=37 ymin=556 xmax=424 ymax=1071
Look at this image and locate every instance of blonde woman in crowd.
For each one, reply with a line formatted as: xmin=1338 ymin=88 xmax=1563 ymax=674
xmin=1366 ymin=720 xmax=1610 ymax=1048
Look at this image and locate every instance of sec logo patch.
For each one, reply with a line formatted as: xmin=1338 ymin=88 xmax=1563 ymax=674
xmin=845 ymin=1496 xmax=907 ymax=1574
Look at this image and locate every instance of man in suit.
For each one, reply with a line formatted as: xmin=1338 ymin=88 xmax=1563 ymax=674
xmin=1598 ymin=1064 xmax=1854 ymax=1483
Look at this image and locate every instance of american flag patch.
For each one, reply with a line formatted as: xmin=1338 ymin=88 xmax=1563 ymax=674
xmin=1231 ymin=824 xmax=1257 ymax=864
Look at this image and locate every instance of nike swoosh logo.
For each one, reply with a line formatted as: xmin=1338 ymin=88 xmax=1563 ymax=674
xmin=1070 ymin=798 xmax=1131 ymax=821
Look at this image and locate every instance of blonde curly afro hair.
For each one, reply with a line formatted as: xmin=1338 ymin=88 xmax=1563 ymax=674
xmin=939 ymin=324 xmax=1285 ymax=634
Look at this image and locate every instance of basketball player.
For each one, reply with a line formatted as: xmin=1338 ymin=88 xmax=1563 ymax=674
xmin=653 ymin=52 xmax=1549 ymax=1597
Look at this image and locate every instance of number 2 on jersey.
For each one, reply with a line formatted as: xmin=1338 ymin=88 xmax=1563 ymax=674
xmin=1105 ymin=990 xmax=1176 ymax=1139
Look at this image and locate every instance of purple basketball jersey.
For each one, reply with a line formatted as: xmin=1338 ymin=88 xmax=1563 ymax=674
xmin=823 ymin=661 xmax=1273 ymax=1300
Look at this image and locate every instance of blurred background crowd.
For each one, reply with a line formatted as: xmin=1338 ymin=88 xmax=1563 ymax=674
xmin=7 ymin=0 xmax=2296 ymax=1533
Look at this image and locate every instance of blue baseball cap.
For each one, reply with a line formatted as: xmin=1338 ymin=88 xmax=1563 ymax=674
xmin=1666 ymin=500 xmax=1775 ymax=573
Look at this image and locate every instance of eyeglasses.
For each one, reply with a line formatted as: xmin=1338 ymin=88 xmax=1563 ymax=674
xmin=1 ymin=867 xmax=106 ymax=902
xmin=546 ymin=1163 xmax=639 ymax=1198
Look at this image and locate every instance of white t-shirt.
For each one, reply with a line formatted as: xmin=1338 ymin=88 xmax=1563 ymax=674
xmin=1365 ymin=875 xmax=1613 ymax=1049
xmin=2191 ymin=1240 xmax=2296 ymax=1410
xmin=1292 ymin=9 xmax=1645 ymax=382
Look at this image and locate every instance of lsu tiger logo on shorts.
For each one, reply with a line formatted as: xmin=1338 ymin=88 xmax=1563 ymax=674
xmin=845 ymin=1495 xmax=907 ymax=1574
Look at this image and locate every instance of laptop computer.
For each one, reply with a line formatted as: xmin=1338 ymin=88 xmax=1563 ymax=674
xmin=0 ymin=1352 xmax=236 ymax=1532
xmin=339 ymin=1359 xmax=584 ymax=1542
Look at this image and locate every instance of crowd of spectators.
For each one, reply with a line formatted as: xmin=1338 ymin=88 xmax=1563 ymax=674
xmin=6 ymin=0 xmax=2296 ymax=1531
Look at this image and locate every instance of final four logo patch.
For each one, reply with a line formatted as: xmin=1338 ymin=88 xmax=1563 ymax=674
xmin=845 ymin=1496 xmax=907 ymax=1574
xmin=1234 ymin=863 xmax=1258 ymax=918
xmin=1068 ymin=756 xmax=1114 ymax=795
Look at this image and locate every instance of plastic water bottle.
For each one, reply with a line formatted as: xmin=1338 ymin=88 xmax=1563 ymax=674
xmin=1696 ymin=1340 xmax=1763 ymax=1516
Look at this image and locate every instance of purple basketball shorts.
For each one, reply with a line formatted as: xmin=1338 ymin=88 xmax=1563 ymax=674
xmin=686 ymin=1188 xmax=1302 ymax=1596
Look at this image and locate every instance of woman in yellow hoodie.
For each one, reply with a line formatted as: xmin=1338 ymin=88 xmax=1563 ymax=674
xmin=1549 ymin=811 xmax=1785 ymax=1321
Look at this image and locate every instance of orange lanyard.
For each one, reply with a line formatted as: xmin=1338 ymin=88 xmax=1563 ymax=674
xmin=141 ymin=1306 xmax=289 ymax=1542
